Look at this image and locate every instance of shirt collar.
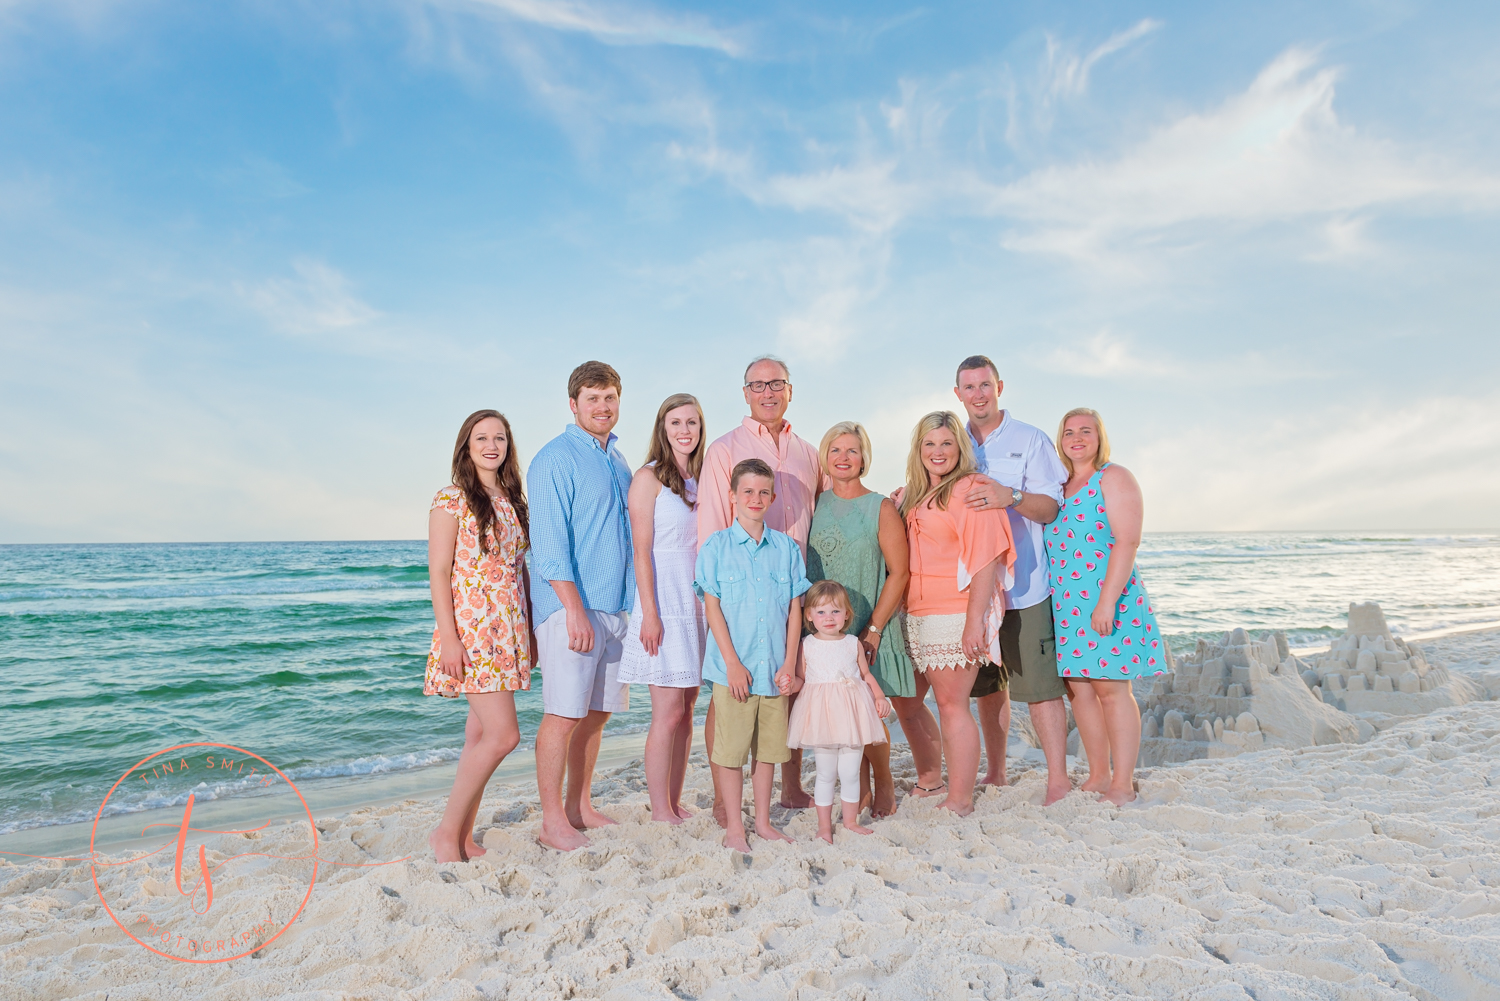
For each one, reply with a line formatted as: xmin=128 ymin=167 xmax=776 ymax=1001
xmin=564 ymin=422 xmax=617 ymax=452
xmin=741 ymin=415 xmax=791 ymax=440
xmin=967 ymin=409 xmax=1011 ymax=447
xmin=730 ymin=519 xmax=771 ymax=549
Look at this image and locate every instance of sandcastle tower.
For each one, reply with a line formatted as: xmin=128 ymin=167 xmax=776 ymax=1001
xmin=1301 ymin=602 xmax=1458 ymax=712
xmin=1133 ymin=602 xmax=1480 ymax=766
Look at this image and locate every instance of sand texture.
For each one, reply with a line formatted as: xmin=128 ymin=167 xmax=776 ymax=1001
xmin=2 ymin=631 xmax=1498 ymax=1000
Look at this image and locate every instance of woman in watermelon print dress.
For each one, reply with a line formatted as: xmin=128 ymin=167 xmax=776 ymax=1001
xmin=1044 ymin=407 xmax=1165 ymax=806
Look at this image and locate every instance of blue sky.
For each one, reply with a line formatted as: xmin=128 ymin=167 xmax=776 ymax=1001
xmin=2 ymin=0 xmax=1497 ymax=542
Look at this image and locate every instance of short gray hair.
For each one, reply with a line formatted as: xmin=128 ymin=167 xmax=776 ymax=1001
xmin=743 ymin=355 xmax=791 ymax=384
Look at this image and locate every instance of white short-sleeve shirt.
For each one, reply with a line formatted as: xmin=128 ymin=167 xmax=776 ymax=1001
xmin=968 ymin=411 xmax=1068 ymax=611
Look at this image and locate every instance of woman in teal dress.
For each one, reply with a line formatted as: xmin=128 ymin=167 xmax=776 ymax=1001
xmin=806 ymin=421 xmax=922 ymax=817
xmin=1045 ymin=407 xmax=1166 ymax=806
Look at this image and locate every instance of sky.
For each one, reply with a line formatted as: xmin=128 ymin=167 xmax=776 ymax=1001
xmin=1 ymin=0 xmax=1497 ymax=542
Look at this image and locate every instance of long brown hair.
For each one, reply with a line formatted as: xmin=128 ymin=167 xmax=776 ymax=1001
xmin=900 ymin=410 xmax=978 ymax=516
xmin=645 ymin=393 xmax=706 ymax=508
xmin=451 ymin=410 xmax=528 ymax=554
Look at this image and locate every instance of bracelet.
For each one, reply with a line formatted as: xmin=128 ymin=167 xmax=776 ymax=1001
xmin=866 ymin=625 xmax=882 ymax=636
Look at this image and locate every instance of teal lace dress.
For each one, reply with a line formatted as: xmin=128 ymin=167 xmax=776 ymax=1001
xmin=805 ymin=491 xmax=916 ymax=698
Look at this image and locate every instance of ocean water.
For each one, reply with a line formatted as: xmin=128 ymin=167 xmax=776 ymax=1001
xmin=2 ymin=533 xmax=1497 ymax=836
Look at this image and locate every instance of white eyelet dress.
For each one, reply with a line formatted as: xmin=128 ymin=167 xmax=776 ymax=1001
xmin=618 ymin=476 xmax=708 ymax=688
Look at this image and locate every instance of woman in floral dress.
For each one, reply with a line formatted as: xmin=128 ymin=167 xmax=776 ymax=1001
xmin=1045 ymin=407 xmax=1166 ymax=806
xmin=426 ymin=409 xmax=535 ymax=862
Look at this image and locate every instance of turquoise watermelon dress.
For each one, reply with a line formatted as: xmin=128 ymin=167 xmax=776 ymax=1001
xmin=1044 ymin=464 xmax=1167 ymax=680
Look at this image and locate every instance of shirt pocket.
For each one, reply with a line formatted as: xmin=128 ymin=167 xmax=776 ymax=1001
xmin=715 ymin=570 xmax=746 ymax=603
xmin=773 ymin=570 xmax=794 ymax=604
xmin=987 ymin=458 xmax=1025 ymax=489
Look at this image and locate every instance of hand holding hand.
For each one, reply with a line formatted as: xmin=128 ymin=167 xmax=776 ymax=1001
xmin=1091 ymin=601 xmax=1116 ymax=636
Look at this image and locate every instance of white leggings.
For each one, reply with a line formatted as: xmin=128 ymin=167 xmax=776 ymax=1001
xmin=813 ymin=745 xmax=863 ymax=807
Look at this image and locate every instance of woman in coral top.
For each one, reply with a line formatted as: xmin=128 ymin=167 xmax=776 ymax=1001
xmin=898 ymin=411 xmax=1015 ymax=817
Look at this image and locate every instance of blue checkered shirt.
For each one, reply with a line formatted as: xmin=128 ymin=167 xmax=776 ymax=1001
xmin=526 ymin=423 xmax=635 ymax=623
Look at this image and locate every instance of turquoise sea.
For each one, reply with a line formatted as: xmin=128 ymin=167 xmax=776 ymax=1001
xmin=2 ymin=533 xmax=1497 ymax=837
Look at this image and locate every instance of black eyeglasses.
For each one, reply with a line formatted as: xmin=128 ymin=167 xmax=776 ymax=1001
xmin=744 ymin=380 xmax=789 ymax=393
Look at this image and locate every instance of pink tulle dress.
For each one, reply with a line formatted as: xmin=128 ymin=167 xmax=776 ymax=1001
xmin=786 ymin=634 xmax=888 ymax=749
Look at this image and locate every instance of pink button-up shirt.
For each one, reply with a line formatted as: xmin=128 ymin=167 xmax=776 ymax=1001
xmin=697 ymin=417 xmax=822 ymax=554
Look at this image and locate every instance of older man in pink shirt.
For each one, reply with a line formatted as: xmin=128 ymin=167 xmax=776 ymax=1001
xmin=699 ymin=355 xmax=822 ymax=814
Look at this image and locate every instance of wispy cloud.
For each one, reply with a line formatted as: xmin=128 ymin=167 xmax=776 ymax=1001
xmin=992 ymin=48 xmax=1500 ymax=266
xmin=441 ymin=0 xmax=744 ymax=55
xmin=241 ymin=259 xmax=380 ymax=335
xmin=1045 ymin=18 xmax=1160 ymax=98
xmin=1039 ymin=328 xmax=1182 ymax=379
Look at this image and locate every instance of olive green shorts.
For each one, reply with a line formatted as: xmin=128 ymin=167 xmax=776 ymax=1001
xmin=999 ymin=601 xmax=1065 ymax=704
xmin=710 ymin=684 xmax=791 ymax=768
xmin=969 ymin=660 xmax=1010 ymax=698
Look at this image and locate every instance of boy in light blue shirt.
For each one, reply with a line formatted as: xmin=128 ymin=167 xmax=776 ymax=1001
xmin=694 ymin=458 xmax=810 ymax=852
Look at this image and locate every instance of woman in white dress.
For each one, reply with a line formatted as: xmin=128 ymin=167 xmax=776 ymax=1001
xmin=619 ymin=393 xmax=708 ymax=823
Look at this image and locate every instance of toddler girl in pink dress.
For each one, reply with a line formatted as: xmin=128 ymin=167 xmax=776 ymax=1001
xmin=786 ymin=580 xmax=892 ymax=843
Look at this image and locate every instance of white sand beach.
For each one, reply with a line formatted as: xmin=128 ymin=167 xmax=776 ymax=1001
xmin=3 ymin=628 xmax=1498 ymax=1001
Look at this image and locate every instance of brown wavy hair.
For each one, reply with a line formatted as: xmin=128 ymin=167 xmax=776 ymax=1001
xmin=646 ymin=393 xmax=706 ymax=508
xmin=451 ymin=410 xmax=528 ymax=554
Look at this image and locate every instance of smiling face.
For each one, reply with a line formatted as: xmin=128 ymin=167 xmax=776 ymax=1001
xmin=742 ymin=359 xmax=792 ymax=428
xmin=1060 ymin=415 xmax=1101 ymax=472
xmin=731 ymin=472 xmax=776 ymax=522
xmin=570 ymin=384 xmax=621 ymax=439
xmin=919 ymin=427 xmax=962 ymax=484
xmin=825 ymin=433 xmax=865 ymax=485
xmin=807 ymin=600 xmax=848 ymax=637
xmin=469 ymin=416 xmax=508 ymax=476
xmin=662 ymin=404 xmax=701 ymax=459
xmin=954 ymin=364 xmax=1002 ymax=425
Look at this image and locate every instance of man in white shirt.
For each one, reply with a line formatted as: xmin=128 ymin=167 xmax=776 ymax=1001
xmin=953 ymin=354 xmax=1073 ymax=806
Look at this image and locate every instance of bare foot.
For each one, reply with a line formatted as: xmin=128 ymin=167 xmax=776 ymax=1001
xmin=816 ymin=826 xmax=834 ymax=845
xmin=538 ymin=819 xmax=590 ymax=852
xmin=1102 ymin=788 xmax=1138 ymax=806
xmin=568 ymin=807 xmax=619 ymax=830
xmin=461 ymin=838 xmax=487 ymax=859
xmin=978 ymin=770 xmax=1007 ymax=788
xmin=754 ymin=821 xmax=794 ymax=843
xmin=779 ymin=787 xmax=814 ymax=809
xmin=872 ymin=782 xmax=897 ymax=819
xmin=909 ymin=781 xmax=946 ymax=799
xmin=712 ymin=798 xmax=729 ymax=829
xmin=722 ymin=830 xmax=751 ymax=853
xmin=650 ymin=808 xmax=687 ymax=825
xmin=1042 ymin=779 xmax=1072 ymax=806
xmin=935 ymin=797 xmax=974 ymax=817
xmin=1079 ymin=774 xmax=1111 ymax=794
xmin=672 ymin=803 xmax=696 ymax=821
xmin=429 ymin=829 xmax=463 ymax=863
xmin=845 ymin=822 xmax=873 ymax=835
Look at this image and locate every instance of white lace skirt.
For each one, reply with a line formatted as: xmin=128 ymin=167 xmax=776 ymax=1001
xmin=905 ymin=613 xmax=982 ymax=673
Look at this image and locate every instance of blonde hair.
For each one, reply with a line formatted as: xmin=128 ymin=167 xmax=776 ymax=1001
xmin=803 ymin=580 xmax=854 ymax=633
xmin=1055 ymin=407 xmax=1111 ymax=477
xmin=818 ymin=421 xmax=872 ymax=478
xmin=901 ymin=411 xmax=978 ymax=516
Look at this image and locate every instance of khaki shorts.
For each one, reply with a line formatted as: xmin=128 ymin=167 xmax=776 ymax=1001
xmin=710 ymin=684 xmax=791 ymax=768
xmin=1000 ymin=601 xmax=1065 ymax=704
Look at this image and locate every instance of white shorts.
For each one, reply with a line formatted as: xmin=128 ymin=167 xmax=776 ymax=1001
xmin=536 ymin=609 xmax=630 ymax=719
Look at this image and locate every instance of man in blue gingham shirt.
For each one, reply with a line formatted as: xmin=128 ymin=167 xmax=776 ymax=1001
xmin=526 ymin=361 xmax=635 ymax=851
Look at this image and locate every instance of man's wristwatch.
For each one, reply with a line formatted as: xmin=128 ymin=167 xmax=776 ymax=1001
xmin=1009 ymin=487 xmax=1024 ymax=508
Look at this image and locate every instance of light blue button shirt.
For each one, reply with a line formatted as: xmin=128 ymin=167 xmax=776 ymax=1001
xmin=694 ymin=522 xmax=811 ymax=696
xmin=527 ymin=423 xmax=635 ymax=624
xmin=969 ymin=411 xmax=1068 ymax=610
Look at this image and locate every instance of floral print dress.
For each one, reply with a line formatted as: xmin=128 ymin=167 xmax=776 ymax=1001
xmin=1044 ymin=464 xmax=1167 ymax=680
xmin=424 ymin=486 xmax=532 ymax=696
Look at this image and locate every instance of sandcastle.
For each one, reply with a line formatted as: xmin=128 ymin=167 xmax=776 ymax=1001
xmin=1132 ymin=602 xmax=1481 ymax=766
